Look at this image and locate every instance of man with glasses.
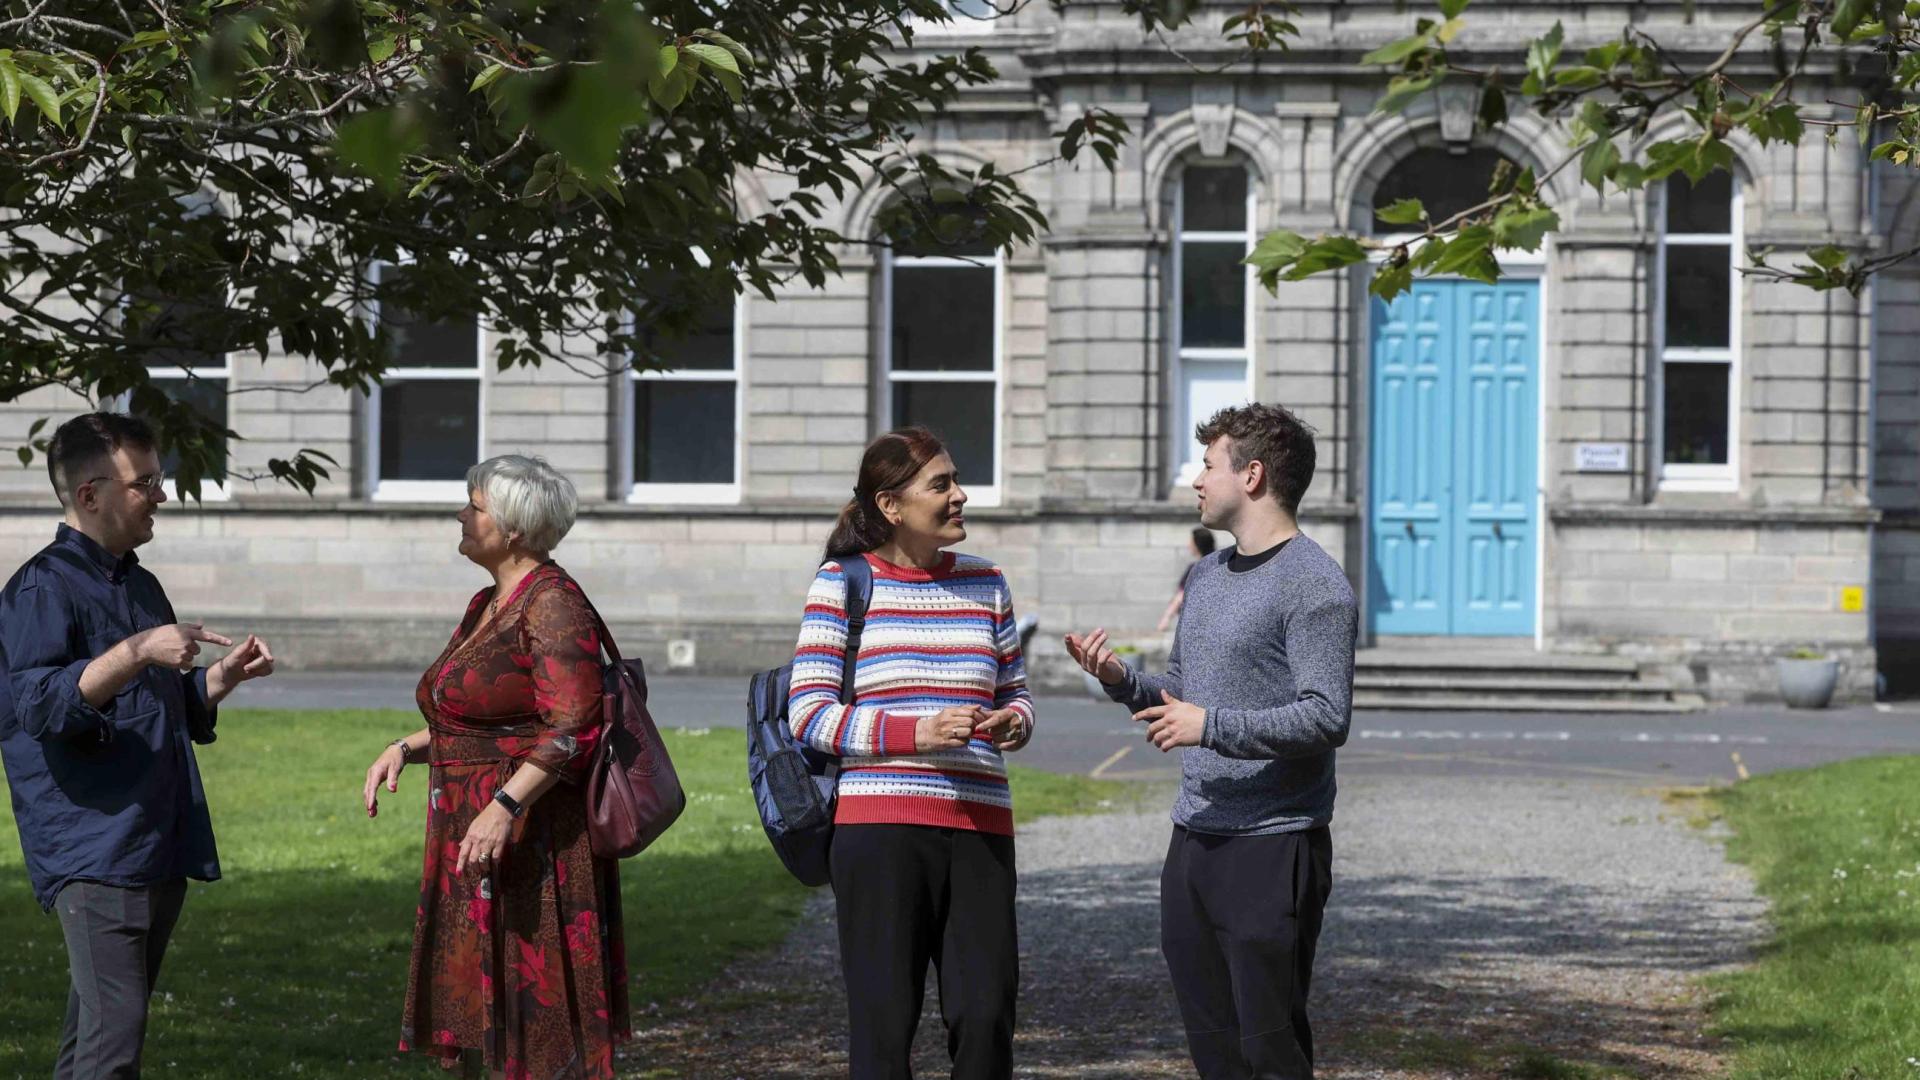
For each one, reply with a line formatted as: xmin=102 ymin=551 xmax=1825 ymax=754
xmin=0 ymin=412 xmax=278 ymax=1078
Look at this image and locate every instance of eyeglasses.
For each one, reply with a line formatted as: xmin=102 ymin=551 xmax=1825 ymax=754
xmin=84 ymin=474 xmax=168 ymax=497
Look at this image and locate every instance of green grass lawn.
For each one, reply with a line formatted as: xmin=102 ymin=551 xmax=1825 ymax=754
xmin=1706 ymin=755 xmax=1920 ymax=1078
xmin=0 ymin=709 xmax=1133 ymax=1078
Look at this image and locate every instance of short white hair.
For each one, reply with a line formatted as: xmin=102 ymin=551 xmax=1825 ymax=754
xmin=466 ymin=455 xmax=578 ymax=555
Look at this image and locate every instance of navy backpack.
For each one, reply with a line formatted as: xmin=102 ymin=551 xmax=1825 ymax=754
xmin=746 ymin=556 xmax=873 ymax=887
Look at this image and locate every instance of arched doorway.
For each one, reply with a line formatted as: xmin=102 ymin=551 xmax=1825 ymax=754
xmin=1365 ymin=146 xmax=1541 ymax=637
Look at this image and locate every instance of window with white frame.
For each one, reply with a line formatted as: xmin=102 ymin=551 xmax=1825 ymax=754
xmin=626 ymin=286 xmax=742 ymax=502
xmin=369 ymin=261 xmax=484 ymax=500
xmin=121 ymin=194 xmax=235 ymax=498
xmin=908 ymin=0 xmax=996 ymax=33
xmin=1656 ymin=171 xmax=1740 ymax=491
xmin=881 ymin=229 xmax=1002 ymax=504
xmin=1171 ymin=163 xmax=1256 ymax=485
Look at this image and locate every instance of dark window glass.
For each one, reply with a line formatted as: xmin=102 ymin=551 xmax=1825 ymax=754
xmin=381 ymin=294 xmax=478 ymax=369
xmin=1180 ymin=242 xmax=1247 ymax=348
xmin=890 ymin=265 xmax=994 ymax=371
xmin=642 ymin=300 xmax=734 ymax=371
xmin=1371 ymin=147 xmax=1516 ymax=229
xmin=892 ymin=381 xmax=995 ymax=484
xmin=1663 ymin=362 xmax=1731 ymax=465
xmin=1663 ymin=245 xmax=1732 ymax=348
xmin=889 ymin=201 xmax=995 ymax=258
xmin=1665 ymin=172 xmax=1733 ymax=234
xmin=634 ymin=380 xmax=735 ymax=484
xmin=380 ymin=380 xmax=479 ymax=481
xmin=142 ymin=376 xmax=229 ymax=478
xmin=132 ymin=286 xmax=224 ymax=372
xmin=1181 ymin=166 xmax=1249 ymax=232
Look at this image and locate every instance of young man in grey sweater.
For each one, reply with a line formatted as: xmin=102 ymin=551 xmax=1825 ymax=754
xmin=1067 ymin=403 xmax=1358 ymax=1080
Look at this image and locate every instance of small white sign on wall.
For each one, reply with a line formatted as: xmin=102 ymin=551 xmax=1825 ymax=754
xmin=1574 ymin=443 xmax=1631 ymax=473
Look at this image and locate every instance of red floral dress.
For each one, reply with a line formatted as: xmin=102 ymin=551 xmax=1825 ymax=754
xmin=399 ymin=563 xmax=631 ymax=1080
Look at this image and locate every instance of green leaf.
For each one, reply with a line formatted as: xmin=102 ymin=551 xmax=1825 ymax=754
xmin=1361 ymin=32 xmax=1433 ymax=67
xmin=16 ymin=446 xmax=30 ymax=467
xmin=691 ymin=29 xmax=754 ymax=69
xmin=1809 ymin=244 xmax=1848 ymax=270
xmin=1526 ymin=21 xmax=1564 ymax=85
xmin=470 ymin=63 xmax=509 ymax=92
xmin=17 ymin=72 xmax=59 ymax=128
xmin=1434 ymin=16 xmax=1466 ymax=45
xmin=1832 ymin=0 xmax=1869 ymax=38
xmin=656 ymin=45 xmax=678 ymax=79
xmin=684 ymin=43 xmax=739 ymax=76
xmin=1768 ymin=104 xmax=1803 ymax=144
xmin=1490 ymin=205 xmax=1558 ymax=252
xmin=333 ymin=107 xmax=424 ymax=192
xmin=646 ymin=62 xmax=697 ymax=111
xmin=1370 ymin=261 xmax=1414 ymax=300
xmin=1476 ymin=79 xmax=1507 ymax=132
xmin=367 ymin=34 xmax=396 ymax=64
xmin=1282 ymin=236 xmax=1370 ymax=280
xmin=1580 ymin=136 xmax=1619 ymax=193
xmin=1427 ymin=225 xmax=1499 ymax=281
xmin=1375 ymin=198 xmax=1427 ymax=226
xmin=0 ymin=56 xmax=18 ymax=124
xmin=1439 ymin=0 xmax=1471 ymax=18
xmin=28 ymin=417 xmax=47 ymax=438
xmin=1378 ymin=72 xmax=1440 ymax=115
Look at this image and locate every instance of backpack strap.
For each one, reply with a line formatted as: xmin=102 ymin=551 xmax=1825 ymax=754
xmin=838 ymin=555 xmax=874 ymax=705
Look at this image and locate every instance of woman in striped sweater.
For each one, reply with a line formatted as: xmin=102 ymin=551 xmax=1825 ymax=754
xmin=787 ymin=427 xmax=1036 ymax=1080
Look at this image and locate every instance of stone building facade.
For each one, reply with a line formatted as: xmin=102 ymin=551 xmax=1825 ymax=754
xmin=1 ymin=2 xmax=1911 ymax=700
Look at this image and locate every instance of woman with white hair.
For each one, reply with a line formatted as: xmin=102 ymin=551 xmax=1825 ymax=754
xmin=362 ymin=454 xmax=629 ymax=1079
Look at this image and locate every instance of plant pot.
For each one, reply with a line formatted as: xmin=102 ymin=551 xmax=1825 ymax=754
xmin=1776 ymin=657 xmax=1840 ymax=710
xmin=1083 ymin=654 xmax=1142 ymax=701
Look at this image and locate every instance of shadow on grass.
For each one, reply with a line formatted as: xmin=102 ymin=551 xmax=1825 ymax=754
xmin=0 ymin=844 xmax=802 ymax=1080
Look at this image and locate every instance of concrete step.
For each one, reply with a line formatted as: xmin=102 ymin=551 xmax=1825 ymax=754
xmin=1356 ymin=649 xmax=1641 ymax=679
xmin=1353 ymin=674 xmax=1684 ymax=701
xmin=1352 ymin=692 xmax=1708 ymax=714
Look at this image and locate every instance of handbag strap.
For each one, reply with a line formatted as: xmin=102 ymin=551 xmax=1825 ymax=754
xmin=837 ymin=555 xmax=874 ymax=706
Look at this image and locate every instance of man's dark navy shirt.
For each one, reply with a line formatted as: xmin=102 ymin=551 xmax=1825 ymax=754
xmin=0 ymin=524 xmax=220 ymax=910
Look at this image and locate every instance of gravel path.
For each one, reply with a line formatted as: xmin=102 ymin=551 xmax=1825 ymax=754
xmin=626 ymin=775 xmax=1765 ymax=1079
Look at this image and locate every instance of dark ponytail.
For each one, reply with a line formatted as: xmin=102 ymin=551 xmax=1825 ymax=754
xmin=824 ymin=426 xmax=948 ymax=561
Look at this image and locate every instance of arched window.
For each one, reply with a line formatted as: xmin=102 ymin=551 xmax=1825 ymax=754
xmin=1370 ymin=147 xmax=1515 ymax=230
xmin=1655 ymin=170 xmax=1740 ymax=490
xmin=879 ymin=218 xmax=1002 ymax=504
xmin=1170 ymin=162 xmax=1255 ymax=484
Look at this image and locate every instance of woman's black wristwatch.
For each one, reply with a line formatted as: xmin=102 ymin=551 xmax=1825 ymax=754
xmin=492 ymin=789 xmax=526 ymax=818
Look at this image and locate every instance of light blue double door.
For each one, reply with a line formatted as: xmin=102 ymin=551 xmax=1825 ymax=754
xmin=1369 ymin=280 xmax=1539 ymax=636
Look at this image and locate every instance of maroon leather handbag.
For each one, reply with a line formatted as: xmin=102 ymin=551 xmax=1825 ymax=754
xmin=578 ymin=600 xmax=685 ymax=859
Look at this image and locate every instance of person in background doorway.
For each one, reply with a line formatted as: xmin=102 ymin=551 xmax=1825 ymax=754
xmin=1157 ymin=526 xmax=1220 ymax=633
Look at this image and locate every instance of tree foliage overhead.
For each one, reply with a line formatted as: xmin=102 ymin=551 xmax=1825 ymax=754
xmin=4 ymin=0 xmax=1910 ymax=498
xmin=0 ymin=0 xmax=1148 ymax=496
xmin=1247 ymin=0 xmax=1918 ymax=303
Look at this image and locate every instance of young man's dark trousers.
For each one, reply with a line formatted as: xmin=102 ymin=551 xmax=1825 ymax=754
xmin=53 ymin=878 xmax=188 ymax=1080
xmin=1161 ymin=825 xmax=1333 ymax=1080
xmin=831 ymin=824 xmax=1019 ymax=1080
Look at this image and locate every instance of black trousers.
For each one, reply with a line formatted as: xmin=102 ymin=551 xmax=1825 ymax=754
xmin=1161 ymin=826 xmax=1333 ymax=1080
xmin=830 ymin=824 xmax=1019 ymax=1080
xmin=53 ymin=878 xmax=188 ymax=1080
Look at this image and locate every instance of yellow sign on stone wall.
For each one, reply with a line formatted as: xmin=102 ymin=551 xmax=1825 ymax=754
xmin=1840 ymin=586 xmax=1865 ymax=613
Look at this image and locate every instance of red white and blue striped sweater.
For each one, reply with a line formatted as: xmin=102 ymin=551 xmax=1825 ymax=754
xmin=787 ymin=551 xmax=1036 ymax=836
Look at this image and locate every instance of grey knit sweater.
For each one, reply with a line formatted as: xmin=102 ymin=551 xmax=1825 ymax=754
xmin=1106 ymin=532 xmax=1359 ymax=835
